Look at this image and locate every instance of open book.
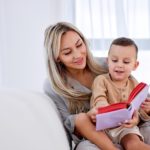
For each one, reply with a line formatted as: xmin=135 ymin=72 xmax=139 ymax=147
xmin=96 ymin=82 xmax=149 ymax=131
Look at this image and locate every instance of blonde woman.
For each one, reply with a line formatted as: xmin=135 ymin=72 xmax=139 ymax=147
xmin=43 ymin=22 xmax=150 ymax=150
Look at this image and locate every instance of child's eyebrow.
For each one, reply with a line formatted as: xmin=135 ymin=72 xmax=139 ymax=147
xmin=121 ymin=58 xmax=131 ymax=60
xmin=110 ymin=55 xmax=117 ymax=58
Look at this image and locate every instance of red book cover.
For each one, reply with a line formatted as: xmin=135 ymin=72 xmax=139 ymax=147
xmin=98 ymin=82 xmax=147 ymax=114
xmin=96 ymin=82 xmax=149 ymax=131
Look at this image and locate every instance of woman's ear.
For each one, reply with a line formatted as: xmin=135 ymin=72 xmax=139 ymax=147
xmin=57 ymin=58 xmax=60 ymax=62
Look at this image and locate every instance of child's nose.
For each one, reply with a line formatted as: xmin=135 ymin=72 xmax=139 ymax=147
xmin=117 ymin=62 xmax=123 ymax=68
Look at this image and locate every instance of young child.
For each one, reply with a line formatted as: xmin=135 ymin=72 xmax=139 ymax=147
xmin=90 ymin=37 xmax=150 ymax=149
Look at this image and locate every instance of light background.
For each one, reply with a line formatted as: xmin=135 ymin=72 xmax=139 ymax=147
xmin=0 ymin=0 xmax=149 ymax=92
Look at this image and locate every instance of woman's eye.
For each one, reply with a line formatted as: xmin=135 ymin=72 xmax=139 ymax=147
xmin=63 ymin=51 xmax=71 ymax=55
xmin=76 ymin=43 xmax=82 ymax=48
xmin=64 ymin=52 xmax=71 ymax=55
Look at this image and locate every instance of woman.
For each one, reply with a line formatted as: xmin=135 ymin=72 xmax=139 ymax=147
xmin=43 ymin=22 xmax=150 ymax=150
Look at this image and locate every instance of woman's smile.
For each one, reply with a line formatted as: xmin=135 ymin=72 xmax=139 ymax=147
xmin=73 ymin=57 xmax=84 ymax=65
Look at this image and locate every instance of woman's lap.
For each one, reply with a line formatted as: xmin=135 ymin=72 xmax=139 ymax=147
xmin=139 ymin=121 xmax=150 ymax=145
xmin=75 ymin=140 xmax=123 ymax=150
xmin=75 ymin=140 xmax=99 ymax=150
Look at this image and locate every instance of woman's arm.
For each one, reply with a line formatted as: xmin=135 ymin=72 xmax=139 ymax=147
xmin=139 ymin=97 xmax=150 ymax=122
xmin=43 ymin=79 xmax=118 ymax=150
xmin=141 ymin=97 xmax=150 ymax=115
xmin=43 ymin=79 xmax=77 ymax=147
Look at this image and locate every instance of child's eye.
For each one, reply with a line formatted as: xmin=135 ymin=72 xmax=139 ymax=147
xmin=124 ymin=61 xmax=130 ymax=64
xmin=112 ymin=59 xmax=118 ymax=63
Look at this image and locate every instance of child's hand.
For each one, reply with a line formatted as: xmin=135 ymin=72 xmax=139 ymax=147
xmin=87 ymin=107 xmax=98 ymax=123
xmin=87 ymin=100 xmax=109 ymax=123
xmin=120 ymin=110 xmax=139 ymax=128
xmin=141 ymin=97 xmax=150 ymax=115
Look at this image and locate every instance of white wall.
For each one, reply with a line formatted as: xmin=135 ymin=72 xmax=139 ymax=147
xmin=0 ymin=0 xmax=73 ymax=91
xmin=1 ymin=0 xmax=149 ymax=92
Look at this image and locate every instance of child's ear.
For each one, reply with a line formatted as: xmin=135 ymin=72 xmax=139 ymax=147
xmin=133 ymin=61 xmax=139 ymax=71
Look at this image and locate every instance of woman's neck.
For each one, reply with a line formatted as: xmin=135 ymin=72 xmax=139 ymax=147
xmin=67 ymin=68 xmax=86 ymax=79
xmin=67 ymin=68 xmax=95 ymax=89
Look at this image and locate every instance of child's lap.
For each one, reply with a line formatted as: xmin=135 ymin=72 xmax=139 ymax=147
xmin=75 ymin=122 xmax=150 ymax=150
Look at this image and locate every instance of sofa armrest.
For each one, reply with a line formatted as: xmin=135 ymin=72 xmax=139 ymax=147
xmin=0 ymin=89 xmax=70 ymax=150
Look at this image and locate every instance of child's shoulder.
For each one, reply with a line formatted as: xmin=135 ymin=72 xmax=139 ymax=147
xmin=95 ymin=73 xmax=110 ymax=81
xmin=128 ymin=75 xmax=139 ymax=87
xmin=92 ymin=73 xmax=111 ymax=87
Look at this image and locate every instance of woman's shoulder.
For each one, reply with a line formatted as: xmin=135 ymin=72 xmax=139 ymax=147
xmin=43 ymin=78 xmax=68 ymax=105
xmin=43 ymin=79 xmax=61 ymax=100
xmin=95 ymin=57 xmax=108 ymax=69
xmin=43 ymin=78 xmax=54 ymax=94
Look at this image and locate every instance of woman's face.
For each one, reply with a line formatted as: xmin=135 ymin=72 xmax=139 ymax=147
xmin=58 ymin=30 xmax=87 ymax=73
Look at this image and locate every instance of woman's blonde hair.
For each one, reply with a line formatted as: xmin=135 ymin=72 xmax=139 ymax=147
xmin=44 ymin=22 xmax=106 ymax=113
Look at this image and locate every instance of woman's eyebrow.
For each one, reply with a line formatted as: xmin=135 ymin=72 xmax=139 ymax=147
xmin=60 ymin=47 xmax=70 ymax=53
xmin=61 ymin=39 xmax=81 ymax=52
xmin=75 ymin=39 xmax=81 ymax=45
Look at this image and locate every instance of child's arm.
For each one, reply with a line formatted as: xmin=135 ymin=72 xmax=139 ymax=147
xmin=90 ymin=74 xmax=109 ymax=122
xmin=88 ymin=99 xmax=109 ymax=123
xmin=87 ymin=107 xmax=98 ymax=123
xmin=90 ymin=75 xmax=109 ymax=107
xmin=95 ymin=99 xmax=109 ymax=108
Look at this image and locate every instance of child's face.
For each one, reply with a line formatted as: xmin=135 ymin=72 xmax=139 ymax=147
xmin=107 ymin=44 xmax=139 ymax=82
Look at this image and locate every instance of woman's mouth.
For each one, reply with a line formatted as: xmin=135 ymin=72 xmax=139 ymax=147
xmin=74 ymin=58 xmax=84 ymax=65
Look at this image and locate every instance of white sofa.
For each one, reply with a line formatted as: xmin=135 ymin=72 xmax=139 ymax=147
xmin=0 ymin=89 xmax=70 ymax=150
xmin=0 ymin=58 xmax=108 ymax=150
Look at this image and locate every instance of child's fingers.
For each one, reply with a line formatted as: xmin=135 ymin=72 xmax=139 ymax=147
xmin=122 ymin=123 xmax=133 ymax=128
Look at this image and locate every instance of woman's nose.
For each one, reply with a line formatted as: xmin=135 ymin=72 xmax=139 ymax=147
xmin=73 ymin=50 xmax=80 ymax=59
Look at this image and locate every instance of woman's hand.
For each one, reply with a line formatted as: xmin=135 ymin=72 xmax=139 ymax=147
xmin=141 ymin=97 xmax=150 ymax=115
xmin=120 ymin=110 xmax=139 ymax=128
xmin=87 ymin=107 xmax=98 ymax=123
